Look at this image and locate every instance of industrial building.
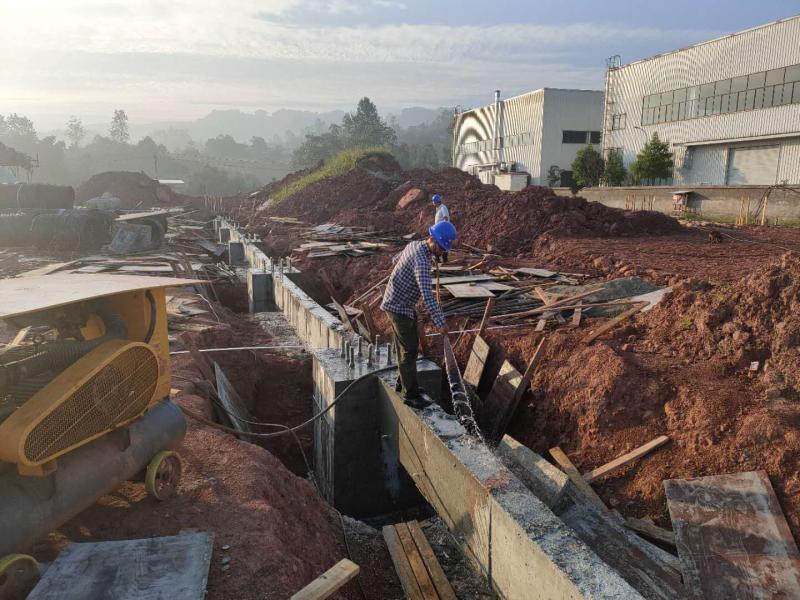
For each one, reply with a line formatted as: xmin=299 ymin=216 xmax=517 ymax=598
xmin=602 ymin=15 xmax=800 ymax=186
xmin=452 ymin=89 xmax=604 ymax=189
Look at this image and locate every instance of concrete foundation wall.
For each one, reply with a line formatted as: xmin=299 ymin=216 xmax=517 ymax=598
xmin=553 ymin=185 xmax=800 ymax=221
xmin=376 ymin=377 xmax=645 ymax=600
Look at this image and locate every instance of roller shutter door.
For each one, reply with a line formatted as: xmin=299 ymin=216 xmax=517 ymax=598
xmin=726 ymin=145 xmax=779 ymax=185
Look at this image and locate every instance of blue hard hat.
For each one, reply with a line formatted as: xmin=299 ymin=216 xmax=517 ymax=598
xmin=432 ymin=194 xmax=442 ymax=204
xmin=428 ymin=221 xmax=457 ymax=251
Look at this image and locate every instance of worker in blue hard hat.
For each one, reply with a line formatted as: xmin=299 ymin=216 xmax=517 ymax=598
xmin=432 ymin=193 xmax=450 ymax=224
xmin=381 ymin=220 xmax=457 ymax=408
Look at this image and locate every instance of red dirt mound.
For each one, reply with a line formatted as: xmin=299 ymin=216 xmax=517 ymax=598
xmin=76 ymin=171 xmax=192 ymax=208
xmin=638 ymin=252 xmax=800 ymax=396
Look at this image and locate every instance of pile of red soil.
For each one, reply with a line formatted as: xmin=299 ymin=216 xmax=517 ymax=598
xmin=255 ymin=159 xmax=683 ymax=256
xmin=42 ymin=393 xmax=359 ymax=600
xmin=76 ymin=171 xmax=192 ymax=208
xmin=639 ymin=252 xmax=800 ymax=396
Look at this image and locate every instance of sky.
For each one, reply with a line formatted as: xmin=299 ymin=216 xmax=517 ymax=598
xmin=0 ymin=0 xmax=797 ymax=130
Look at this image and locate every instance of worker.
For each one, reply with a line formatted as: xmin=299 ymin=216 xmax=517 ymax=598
xmin=432 ymin=194 xmax=450 ymax=224
xmin=381 ymin=221 xmax=457 ymax=408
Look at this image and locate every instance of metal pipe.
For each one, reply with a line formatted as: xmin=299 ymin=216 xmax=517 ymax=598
xmin=0 ymin=401 xmax=186 ymax=556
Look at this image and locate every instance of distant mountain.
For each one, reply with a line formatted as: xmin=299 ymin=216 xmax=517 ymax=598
xmin=388 ymin=107 xmax=453 ymax=129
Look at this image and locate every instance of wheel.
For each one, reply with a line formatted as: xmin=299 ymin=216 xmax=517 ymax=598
xmin=0 ymin=554 xmax=39 ymax=600
xmin=145 ymin=451 xmax=182 ymax=500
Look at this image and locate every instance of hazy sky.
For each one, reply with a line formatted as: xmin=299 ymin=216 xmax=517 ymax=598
xmin=0 ymin=1 xmax=796 ymax=130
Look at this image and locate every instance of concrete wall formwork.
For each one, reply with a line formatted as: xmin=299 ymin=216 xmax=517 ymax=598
xmin=603 ymin=16 xmax=800 ymax=185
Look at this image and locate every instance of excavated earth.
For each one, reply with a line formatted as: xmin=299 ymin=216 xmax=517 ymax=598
xmin=243 ymin=159 xmax=800 ymax=542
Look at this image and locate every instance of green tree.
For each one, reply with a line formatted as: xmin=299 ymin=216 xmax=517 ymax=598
xmin=291 ymin=124 xmax=346 ymax=168
xmin=629 ymin=133 xmax=673 ymax=185
xmin=342 ymin=97 xmax=396 ymax=148
xmin=546 ymin=165 xmax=562 ymax=187
xmin=571 ymin=144 xmax=604 ymax=188
xmin=66 ymin=116 xmax=86 ymax=148
xmin=601 ymin=151 xmax=627 ymax=186
xmin=109 ymin=109 xmax=129 ymax=143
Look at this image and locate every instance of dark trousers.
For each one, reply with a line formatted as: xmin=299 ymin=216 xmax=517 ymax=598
xmin=387 ymin=311 xmax=419 ymax=398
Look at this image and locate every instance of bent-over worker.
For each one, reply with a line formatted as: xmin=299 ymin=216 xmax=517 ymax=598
xmin=432 ymin=193 xmax=450 ymax=224
xmin=381 ymin=220 xmax=457 ymax=407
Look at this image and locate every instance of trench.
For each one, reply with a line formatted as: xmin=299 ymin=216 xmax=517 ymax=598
xmin=212 ymin=218 xmax=686 ymax=600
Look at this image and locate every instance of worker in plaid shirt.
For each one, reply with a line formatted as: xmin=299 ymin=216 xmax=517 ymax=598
xmin=381 ymin=221 xmax=457 ymax=407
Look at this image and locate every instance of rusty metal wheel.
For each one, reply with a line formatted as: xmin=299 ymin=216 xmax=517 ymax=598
xmin=0 ymin=554 xmax=39 ymax=600
xmin=145 ymin=451 xmax=182 ymax=500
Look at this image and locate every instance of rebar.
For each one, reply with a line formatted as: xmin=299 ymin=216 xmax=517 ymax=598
xmin=442 ymin=336 xmax=483 ymax=439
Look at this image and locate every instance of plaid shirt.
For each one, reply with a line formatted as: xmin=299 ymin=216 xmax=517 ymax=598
xmin=381 ymin=241 xmax=445 ymax=327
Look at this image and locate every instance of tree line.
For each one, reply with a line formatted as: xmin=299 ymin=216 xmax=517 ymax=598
xmin=550 ymin=133 xmax=674 ymax=190
xmin=0 ymin=97 xmax=453 ymax=195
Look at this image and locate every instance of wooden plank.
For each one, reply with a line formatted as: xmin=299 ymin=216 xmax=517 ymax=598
xmin=331 ymin=298 xmax=354 ymax=332
xmin=535 ymin=286 xmax=553 ymax=304
xmin=383 ymin=525 xmax=425 ymax=600
xmin=665 ymin=470 xmax=800 ymax=600
xmin=27 ymin=532 xmax=213 ymax=600
xmin=0 ymin=274 xmax=202 ymax=319
xmin=478 ymin=297 xmax=495 ymax=337
xmin=438 ymin=274 xmax=493 ymax=285
xmin=548 ymin=446 xmax=608 ymax=512
xmin=443 ymin=283 xmax=495 ymax=298
xmin=515 ymin=338 xmax=547 ymax=402
xmin=571 ymin=301 xmax=583 ymax=328
xmin=480 ymin=360 xmax=523 ymax=443
xmin=407 ymin=521 xmax=457 ymax=600
xmin=395 ymin=523 xmax=439 ymax=599
xmin=515 ymin=267 xmax=556 ymax=278
xmin=463 ymin=334 xmax=490 ymax=388
xmin=582 ymin=435 xmax=669 ymax=483
xmin=583 ymin=302 xmax=646 ymax=344
xmin=475 ymin=281 xmax=513 ymax=292
xmin=290 ymin=559 xmax=360 ymax=600
xmin=624 ymin=517 xmax=676 ymax=549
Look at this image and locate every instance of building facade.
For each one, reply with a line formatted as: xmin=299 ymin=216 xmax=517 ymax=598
xmin=452 ymin=89 xmax=604 ymax=187
xmin=602 ymin=15 xmax=800 ymax=186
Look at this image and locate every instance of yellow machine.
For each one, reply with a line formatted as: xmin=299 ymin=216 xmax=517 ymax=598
xmin=0 ymin=274 xmax=199 ymax=595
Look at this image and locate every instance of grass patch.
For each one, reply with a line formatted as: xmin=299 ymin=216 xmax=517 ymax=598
xmin=680 ymin=316 xmax=694 ymax=331
xmin=269 ymin=147 xmax=393 ymax=207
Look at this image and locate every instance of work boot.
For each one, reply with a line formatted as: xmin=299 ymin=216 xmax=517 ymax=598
xmin=403 ymin=393 xmax=432 ymax=409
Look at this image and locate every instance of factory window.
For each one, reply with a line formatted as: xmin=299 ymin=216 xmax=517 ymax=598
xmin=640 ymin=62 xmax=800 ymax=126
xmin=611 ymin=114 xmax=627 ymax=130
xmin=590 ymin=131 xmax=602 ymax=144
xmin=562 ymin=130 xmax=588 ymax=144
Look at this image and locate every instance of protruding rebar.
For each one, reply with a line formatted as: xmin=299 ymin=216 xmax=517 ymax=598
xmin=367 ymin=343 xmax=373 ymax=366
xmin=356 ymin=336 xmax=363 ymax=357
xmin=386 ymin=343 xmax=393 ymax=365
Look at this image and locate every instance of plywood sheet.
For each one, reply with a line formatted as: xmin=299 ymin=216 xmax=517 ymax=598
xmin=28 ymin=532 xmax=213 ymax=600
xmin=444 ymin=283 xmax=494 ymax=298
xmin=0 ymin=274 xmax=203 ymax=318
xmin=515 ymin=268 xmax=556 ymax=278
xmin=665 ymin=470 xmax=800 ymax=600
xmin=438 ymin=274 xmax=493 ymax=285
xmin=480 ymin=360 xmax=523 ymax=442
xmin=463 ymin=334 xmax=489 ymax=388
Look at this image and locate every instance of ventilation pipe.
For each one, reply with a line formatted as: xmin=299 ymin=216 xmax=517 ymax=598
xmin=493 ymin=90 xmax=503 ymax=166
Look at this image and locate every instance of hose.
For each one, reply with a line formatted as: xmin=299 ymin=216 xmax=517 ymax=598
xmin=181 ymin=366 xmax=400 ymax=439
xmin=0 ymin=310 xmax=128 ymax=390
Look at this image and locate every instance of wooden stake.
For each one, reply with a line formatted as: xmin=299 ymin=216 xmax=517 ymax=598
xmin=583 ymin=302 xmax=646 ymax=344
xmin=582 ymin=435 xmax=670 ymax=483
xmin=515 ymin=337 xmax=547 ymax=402
xmin=478 ymin=297 xmax=496 ymax=337
xmin=549 ymin=446 xmax=608 ymax=512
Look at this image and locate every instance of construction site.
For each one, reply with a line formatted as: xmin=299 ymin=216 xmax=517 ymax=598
xmin=0 ymin=145 xmax=798 ymax=600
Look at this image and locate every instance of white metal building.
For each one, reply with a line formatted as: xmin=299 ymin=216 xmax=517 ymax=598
xmin=452 ymin=89 xmax=604 ymax=188
xmin=602 ymin=15 xmax=800 ymax=186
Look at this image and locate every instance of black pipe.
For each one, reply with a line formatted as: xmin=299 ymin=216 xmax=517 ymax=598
xmin=0 ymin=400 xmax=186 ymax=555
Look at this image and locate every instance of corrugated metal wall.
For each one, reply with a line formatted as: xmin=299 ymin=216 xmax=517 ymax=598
xmin=453 ymin=90 xmax=544 ymax=184
xmin=603 ymin=16 xmax=800 ymax=184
